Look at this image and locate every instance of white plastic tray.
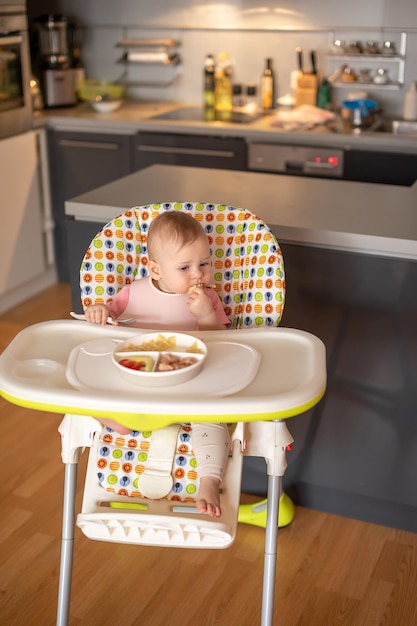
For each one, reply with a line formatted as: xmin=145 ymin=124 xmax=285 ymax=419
xmin=0 ymin=321 xmax=327 ymax=428
xmin=66 ymin=338 xmax=261 ymax=397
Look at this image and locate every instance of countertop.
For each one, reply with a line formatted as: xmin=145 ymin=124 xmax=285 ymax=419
xmin=35 ymin=100 xmax=417 ymax=155
xmin=65 ymin=164 xmax=417 ymax=260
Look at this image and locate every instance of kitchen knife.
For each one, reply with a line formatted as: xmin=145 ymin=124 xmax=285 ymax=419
xmin=296 ymin=47 xmax=303 ymax=73
xmin=310 ymin=50 xmax=317 ymax=75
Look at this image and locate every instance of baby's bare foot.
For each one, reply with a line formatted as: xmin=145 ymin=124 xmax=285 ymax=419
xmin=197 ymin=477 xmax=222 ymax=517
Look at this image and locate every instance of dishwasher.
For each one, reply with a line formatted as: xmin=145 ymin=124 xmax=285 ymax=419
xmin=248 ymin=142 xmax=417 ymax=186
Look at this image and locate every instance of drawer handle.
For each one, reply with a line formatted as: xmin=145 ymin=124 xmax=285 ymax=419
xmin=59 ymin=140 xmax=120 ymax=150
xmin=138 ymin=145 xmax=236 ymax=158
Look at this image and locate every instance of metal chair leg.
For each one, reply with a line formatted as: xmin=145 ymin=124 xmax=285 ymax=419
xmin=261 ymin=474 xmax=282 ymax=626
xmin=56 ymin=463 xmax=78 ymax=626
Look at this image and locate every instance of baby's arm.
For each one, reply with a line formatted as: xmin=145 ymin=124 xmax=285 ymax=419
xmin=85 ymin=303 xmax=112 ymax=325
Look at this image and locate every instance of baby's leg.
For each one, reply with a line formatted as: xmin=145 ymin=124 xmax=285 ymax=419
xmin=100 ymin=418 xmax=131 ymax=435
xmin=192 ymin=423 xmax=230 ymax=517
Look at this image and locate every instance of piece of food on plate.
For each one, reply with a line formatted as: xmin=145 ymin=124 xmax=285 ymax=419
xmin=118 ymin=356 xmax=155 ymax=371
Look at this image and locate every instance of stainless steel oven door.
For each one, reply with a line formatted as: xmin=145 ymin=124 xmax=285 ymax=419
xmin=0 ymin=8 xmax=32 ymax=139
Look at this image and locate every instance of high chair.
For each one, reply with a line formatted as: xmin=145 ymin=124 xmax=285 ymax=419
xmin=0 ymin=202 xmax=326 ymax=626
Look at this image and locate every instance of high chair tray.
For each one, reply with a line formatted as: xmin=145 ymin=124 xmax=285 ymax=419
xmin=0 ymin=321 xmax=326 ymax=430
xmin=66 ymin=338 xmax=261 ymax=397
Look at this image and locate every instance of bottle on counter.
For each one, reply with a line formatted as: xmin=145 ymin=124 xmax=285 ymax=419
xmin=203 ymin=54 xmax=215 ymax=121
xmin=214 ymin=52 xmax=233 ymax=122
xmin=403 ymin=80 xmax=417 ymax=121
xmin=232 ymin=84 xmax=245 ymax=109
xmin=316 ymin=78 xmax=332 ymax=110
xmin=261 ymin=58 xmax=276 ymax=114
xmin=245 ymin=84 xmax=259 ymax=115
xmin=72 ymin=47 xmax=86 ymax=98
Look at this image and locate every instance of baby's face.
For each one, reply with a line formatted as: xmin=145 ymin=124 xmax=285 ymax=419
xmin=154 ymin=236 xmax=213 ymax=295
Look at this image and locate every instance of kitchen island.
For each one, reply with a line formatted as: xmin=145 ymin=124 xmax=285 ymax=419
xmin=65 ymin=165 xmax=417 ymax=533
xmin=66 ymin=164 xmax=417 ymax=259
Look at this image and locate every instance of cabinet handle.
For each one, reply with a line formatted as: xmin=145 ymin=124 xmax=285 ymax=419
xmin=0 ymin=35 xmax=23 ymax=46
xmin=138 ymin=145 xmax=236 ymax=158
xmin=58 ymin=139 xmax=120 ymax=150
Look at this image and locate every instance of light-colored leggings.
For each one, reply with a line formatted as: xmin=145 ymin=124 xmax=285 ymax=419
xmin=192 ymin=422 xmax=230 ymax=482
xmin=100 ymin=418 xmax=230 ymax=482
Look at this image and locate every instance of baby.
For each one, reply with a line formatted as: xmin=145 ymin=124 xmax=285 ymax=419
xmin=84 ymin=211 xmax=230 ymax=517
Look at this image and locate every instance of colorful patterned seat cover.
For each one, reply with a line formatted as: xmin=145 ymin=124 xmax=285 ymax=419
xmin=80 ymin=202 xmax=285 ymax=328
xmin=79 ymin=202 xmax=285 ymax=501
xmin=97 ymin=425 xmax=201 ymax=500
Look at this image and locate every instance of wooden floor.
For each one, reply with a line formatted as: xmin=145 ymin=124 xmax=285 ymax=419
xmin=1 ymin=284 xmax=417 ymax=626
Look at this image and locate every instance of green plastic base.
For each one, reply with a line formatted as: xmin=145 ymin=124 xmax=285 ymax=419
xmin=238 ymin=493 xmax=295 ymax=528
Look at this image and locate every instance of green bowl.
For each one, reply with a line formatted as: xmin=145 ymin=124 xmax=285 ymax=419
xmin=77 ymin=80 xmax=125 ymax=102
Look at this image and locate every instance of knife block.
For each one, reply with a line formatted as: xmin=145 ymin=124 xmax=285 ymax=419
xmin=295 ymin=72 xmax=318 ymax=107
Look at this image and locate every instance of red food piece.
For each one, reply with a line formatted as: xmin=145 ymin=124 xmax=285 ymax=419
xmin=119 ymin=359 xmax=144 ymax=371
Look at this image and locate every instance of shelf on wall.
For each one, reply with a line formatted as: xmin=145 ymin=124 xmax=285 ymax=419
xmin=115 ymin=37 xmax=182 ymax=87
xmin=326 ymin=31 xmax=407 ymax=88
xmin=116 ymin=38 xmax=181 ymax=66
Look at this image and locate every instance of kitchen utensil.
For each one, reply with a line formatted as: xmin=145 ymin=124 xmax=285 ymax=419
xmin=36 ymin=13 xmax=77 ymax=108
xmin=341 ymin=98 xmax=378 ymax=128
xmin=112 ymin=332 xmax=207 ymax=387
xmin=364 ymin=41 xmax=380 ymax=54
xmin=30 ymin=75 xmax=44 ymax=110
xmin=70 ymin=312 xmax=136 ymax=325
xmin=90 ymin=96 xmax=123 ymax=113
xmin=330 ymin=39 xmax=345 ymax=54
xmin=345 ymin=40 xmax=363 ymax=54
xmin=296 ymin=47 xmax=303 ymax=73
xmin=373 ymin=68 xmax=389 ymax=84
xmin=77 ymin=79 xmax=125 ymax=102
xmin=382 ymin=41 xmax=396 ymax=55
xmin=310 ymin=50 xmax=317 ymax=75
xmin=358 ymin=68 xmax=372 ymax=83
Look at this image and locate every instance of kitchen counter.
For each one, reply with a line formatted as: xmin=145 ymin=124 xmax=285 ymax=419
xmin=65 ymin=164 xmax=417 ymax=260
xmin=36 ymin=100 xmax=417 ymax=155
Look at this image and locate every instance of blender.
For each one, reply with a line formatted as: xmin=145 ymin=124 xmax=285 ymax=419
xmin=37 ymin=14 xmax=76 ymax=107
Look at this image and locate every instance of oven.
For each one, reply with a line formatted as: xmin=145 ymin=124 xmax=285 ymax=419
xmin=0 ymin=0 xmax=32 ymax=139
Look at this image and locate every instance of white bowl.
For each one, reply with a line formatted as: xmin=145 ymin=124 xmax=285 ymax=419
xmin=90 ymin=99 xmax=123 ymax=113
xmin=112 ymin=332 xmax=207 ymax=387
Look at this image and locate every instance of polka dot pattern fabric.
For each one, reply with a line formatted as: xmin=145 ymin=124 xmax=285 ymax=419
xmin=80 ymin=203 xmax=285 ymax=502
xmin=98 ymin=425 xmax=201 ymax=501
xmin=80 ymin=202 xmax=285 ymax=328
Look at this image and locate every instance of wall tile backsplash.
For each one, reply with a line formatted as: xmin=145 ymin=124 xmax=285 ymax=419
xmin=56 ymin=0 xmax=417 ymax=117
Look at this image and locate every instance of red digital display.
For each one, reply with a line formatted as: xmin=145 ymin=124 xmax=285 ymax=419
xmin=327 ymin=156 xmax=339 ymax=167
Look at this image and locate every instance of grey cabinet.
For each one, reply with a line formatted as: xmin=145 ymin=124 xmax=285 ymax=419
xmin=344 ymin=149 xmax=417 ymax=186
xmin=48 ymin=129 xmax=135 ymax=282
xmin=66 ymin=219 xmax=105 ymax=312
xmin=135 ymin=132 xmax=247 ymax=172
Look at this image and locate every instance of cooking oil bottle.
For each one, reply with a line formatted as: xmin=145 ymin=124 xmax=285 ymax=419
xmin=215 ymin=52 xmax=233 ymax=122
xmin=203 ymin=54 xmax=215 ymax=121
xmin=261 ymin=58 xmax=276 ymax=113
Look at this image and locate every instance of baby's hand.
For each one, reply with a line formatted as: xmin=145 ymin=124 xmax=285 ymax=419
xmin=187 ymin=286 xmax=214 ymax=321
xmin=85 ymin=304 xmax=111 ymax=325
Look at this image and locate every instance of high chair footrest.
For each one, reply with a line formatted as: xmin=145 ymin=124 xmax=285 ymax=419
xmin=77 ymin=512 xmax=235 ymax=548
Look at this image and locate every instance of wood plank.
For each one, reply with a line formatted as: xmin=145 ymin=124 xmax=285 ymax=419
xmin=0 ymin=284 xmax=417 ymax=626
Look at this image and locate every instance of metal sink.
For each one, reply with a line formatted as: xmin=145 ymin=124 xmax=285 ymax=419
xmin=369 ymin=119 xmax=417 ymax=135
xmin=389 ymin=120 xmax=417 ymax=135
